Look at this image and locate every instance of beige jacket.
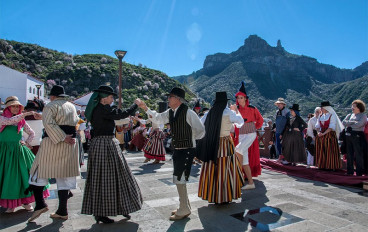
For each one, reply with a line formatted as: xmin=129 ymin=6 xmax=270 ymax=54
xmin=30 ymin=98 xmax=80 ymax=178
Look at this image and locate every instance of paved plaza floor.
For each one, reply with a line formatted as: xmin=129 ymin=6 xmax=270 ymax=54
xmin=1 ymin=151 xmax=368 ymax=232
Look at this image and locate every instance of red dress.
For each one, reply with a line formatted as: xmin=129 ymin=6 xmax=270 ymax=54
xmin=234 ymin=105 xmax=263 ymax=177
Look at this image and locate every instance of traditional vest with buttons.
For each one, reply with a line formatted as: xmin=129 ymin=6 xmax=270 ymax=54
xmin=169 ymin=104 xmax=193 ymax=149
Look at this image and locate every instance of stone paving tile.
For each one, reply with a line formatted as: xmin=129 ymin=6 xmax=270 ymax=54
xmin=276 ymin=220 xmax=331 ymax=232
xmin=328 ymin=223 xmax=368 ymax=232
xmin=332 ymin=209 xmax=368 ymax=227
xmin=292 ymin=209 xmax=353 ymax=229
xmin=1 ymin=151 xmax=368 ymax=232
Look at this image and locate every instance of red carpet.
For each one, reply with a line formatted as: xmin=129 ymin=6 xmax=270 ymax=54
xmin=260 ymin=158 xmax=368 ymax=188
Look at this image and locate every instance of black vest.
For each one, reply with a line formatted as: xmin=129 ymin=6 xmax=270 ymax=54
xmin=169 ymin=104 xmax=193 ymax=149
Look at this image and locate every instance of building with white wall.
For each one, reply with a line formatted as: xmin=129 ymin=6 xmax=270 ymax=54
xmin=0 ymin=65 xmax=45 ymax=107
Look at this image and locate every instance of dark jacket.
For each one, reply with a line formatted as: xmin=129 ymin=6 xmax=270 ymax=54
xmin=283 ymin=115 xmax=307 ymax=136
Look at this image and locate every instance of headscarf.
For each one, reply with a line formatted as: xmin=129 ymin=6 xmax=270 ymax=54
xmin=0 ymin=107 xmax=26 ymax=133
xmin=197 ymin=99 xmax=227 ymax=163
xmin=85 ymin=92 xmax=110 ymax=122
xmin=322 ymin=106 xmax=344 ymax=138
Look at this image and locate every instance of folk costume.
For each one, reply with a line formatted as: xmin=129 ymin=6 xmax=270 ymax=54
xmin=234 ymin=82 xmax=263 ymax=177
xmin=28 ymin=85 xmax=79 ymax=222
xmin=0 ymin=96 xmax=49 ymax=212
xmin=315 ymin=101 xmax=343 ymax=170
xmin=145 ymin=87 xmax=205 ymax=220
xmin=143 ymin=120 xmax=166 ymax=163
xmin=81 ymin=85 xmax=142 ymax=224
xmin=197 ymin=92 xmax=245 ymax=204
xmin=282 ymin=104 xmax=308 ymax=163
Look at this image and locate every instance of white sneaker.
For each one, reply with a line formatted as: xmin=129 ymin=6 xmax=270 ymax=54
xmin=281 ymin=160 xmax=290 ymax=165
xmin=242 ymin=183 xmax=255 ymax=190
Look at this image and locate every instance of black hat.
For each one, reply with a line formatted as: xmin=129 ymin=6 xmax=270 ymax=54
xmin=93 ymin=85 xmax=117 ymax=96
xmin=24 ymin=102 xmax=38 ymax=111
xmin=321 ymin=101 xmax=333 ymax=107
xmin=239 ymin=82 xmax=247 ymax=95
xmin=215 ymin=92 xmax=230 ymax=102
xmin=166 ymin=87 xmax=186 ymax=100
xmin=49 ymin=85 xmax=68 ymax=97
xmin=289 ymin=104 xmax=300 ymax=111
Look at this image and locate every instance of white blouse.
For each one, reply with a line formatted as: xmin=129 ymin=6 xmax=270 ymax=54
xmin=315 ymin=113 xmax=336 ymax=131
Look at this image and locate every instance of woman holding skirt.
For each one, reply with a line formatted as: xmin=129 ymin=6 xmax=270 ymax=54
xmin=197 ymin=92 xmax=245 ymax=204
xmin=282 ymin=104 xmax=308 ymax=165
xmin=315 ymin=101 xmax=344 ymax=170
xmin=143 ymin=121 xmax=166 ymax=164
xmin=81 ymin=85 xmax=143 ymax=224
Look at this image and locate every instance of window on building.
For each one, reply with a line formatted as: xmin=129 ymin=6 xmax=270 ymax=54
xmin=33 ymin=88 xmax=35 ymax=94
xmin=40 ymin=91 xmax=42 ymax=96
xmin=29 ymin=87 xmax=32 ymax=93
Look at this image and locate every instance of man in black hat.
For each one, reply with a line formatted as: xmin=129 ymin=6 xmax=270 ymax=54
xmin=28 ymin=85 xmax=80 ymax=222
xmin=137 ymin=87 xmax=205 ymax=220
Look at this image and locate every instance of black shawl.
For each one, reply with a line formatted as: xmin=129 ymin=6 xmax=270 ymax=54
xmin=197 ymin=100 xmax=227 ymax=163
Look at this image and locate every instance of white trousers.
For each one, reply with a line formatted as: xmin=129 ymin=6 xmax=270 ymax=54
xmin=29 ymin=171 xmax=77 ymax=190
xmin=235 ymin=132 xmax=257 ymax=165
xmin=307 ymin=150 xmax=314 ymax=166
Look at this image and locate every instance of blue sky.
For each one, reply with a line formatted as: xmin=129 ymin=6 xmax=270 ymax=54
xmin=1 ymin=0 xmax=367 ymax=77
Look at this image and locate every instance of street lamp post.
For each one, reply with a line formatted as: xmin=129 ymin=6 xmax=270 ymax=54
xmin=114 ymin=50 xmax=127 ymax=109
xmin=35 ymin=84 xmax=42 ymax=99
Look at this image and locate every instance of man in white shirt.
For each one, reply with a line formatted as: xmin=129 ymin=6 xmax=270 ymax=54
xmin=137 ymin=87 xmax=205 ymax=221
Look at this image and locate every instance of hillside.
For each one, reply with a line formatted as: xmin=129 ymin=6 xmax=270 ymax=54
xmin=174 ymin=35 xmax=368 ymax=118
xmin=0 ymin=39 xmax=196 ymax=110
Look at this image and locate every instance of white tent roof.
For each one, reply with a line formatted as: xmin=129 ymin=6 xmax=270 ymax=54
xmin=71 ymin=92 xmax=93 ymax=109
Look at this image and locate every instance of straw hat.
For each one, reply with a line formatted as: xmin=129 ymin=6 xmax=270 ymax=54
xmin=5 ymin=96 xmax=23 ymax=109
xmin=274 ymin=98 xmax=286 ymax=105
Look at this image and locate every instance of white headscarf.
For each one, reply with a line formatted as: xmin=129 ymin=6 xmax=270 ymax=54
xmin=323 ymin=106 xmax=344 ymax=138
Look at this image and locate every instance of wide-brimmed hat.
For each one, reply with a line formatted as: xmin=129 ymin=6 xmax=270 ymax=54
xmin=166 ymin=87 xmax=186 ymax=100
xmin=321 ymin=101 xmax=333 ymax=107
xmin=274 ymin=98 xmax=286 ymax=105
xmin=5 ymin=96 xmax=23 ymax=109
xmin=49 ymin=85 xmax=68 ymax=97
xmin=93 ymin=85 xmax=117 ymax=96
xmin=215 ymin=92 xmax=230 ymax=103
xmin=289 ymin=103 xmax=300 ymax=111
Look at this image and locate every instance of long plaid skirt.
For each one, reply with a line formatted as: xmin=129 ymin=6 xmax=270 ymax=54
xmin=198 ymin=136 xmax=245 ymax=203
xmin=81 ymin=136 xmax=143 ymax=216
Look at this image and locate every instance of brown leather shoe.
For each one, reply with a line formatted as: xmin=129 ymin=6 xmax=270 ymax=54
xmin=50 ymin=213 xmax=68 ymax=220
xmin=28 ymin=207 xmax=49 ymax=222
xmin=169 ymin=213 xmax=190 ymax=221
xmin=144 ymin=158 xmax=150 ymax=163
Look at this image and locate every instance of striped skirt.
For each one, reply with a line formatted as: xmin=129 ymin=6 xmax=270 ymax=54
xmin=81 ymin=136 xmax=143 ymax=216
xmin=315 ymin=131 xmax=341 ymax=170
xmin=198 ymin=136 xmax=245 ymax=203
xmin=143 ymin=130 xmax=166 ymax=161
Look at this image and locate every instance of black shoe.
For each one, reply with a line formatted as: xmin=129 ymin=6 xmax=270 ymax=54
xmin=123 ymin=214 xmax=131 ymax=220
xmin=94 ymin=216 xmax=114 ymax=224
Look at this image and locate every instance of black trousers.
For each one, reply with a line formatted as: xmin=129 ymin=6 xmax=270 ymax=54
xmin=346 ymin=133 xmax=365 ymax=176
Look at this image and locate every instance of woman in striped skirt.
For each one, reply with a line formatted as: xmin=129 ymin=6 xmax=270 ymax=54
xmin=197 ymin=92 xmax=245 ymax=204
xmin=315 ymin=101 xmax=344 ymax=170
xmin=81 ymin=85 xmax=143 ymax=224
xmin=143 ymin=121 xmax=166 ymax=164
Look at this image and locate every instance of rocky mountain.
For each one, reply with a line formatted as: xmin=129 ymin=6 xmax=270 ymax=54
xmin=0 ymin=39 xmax=196 ymax=110
xmin=174 ymin=35 xmax=368 ymax=118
